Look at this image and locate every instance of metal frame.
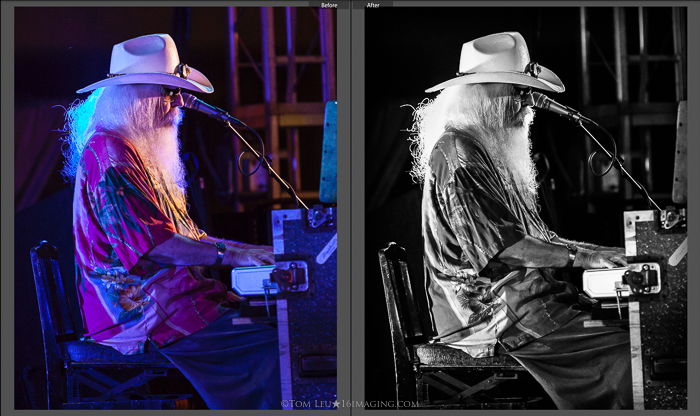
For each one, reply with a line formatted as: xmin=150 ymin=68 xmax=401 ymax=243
xmin=579 ymin=7 xmax=686 ymax=204
xmin=226 ymin=7 xmax=336 ymax=210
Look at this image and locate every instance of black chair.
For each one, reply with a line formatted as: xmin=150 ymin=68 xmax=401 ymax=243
xmin=378 ymin=242 xmax=547 ymax=409
xmin=30 ymin=240 xmax=192 ymax=409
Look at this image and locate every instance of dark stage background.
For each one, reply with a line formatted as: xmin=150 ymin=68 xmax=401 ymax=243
xmin=14 ymin=6 xmax=334 ymax=409
xmin=364 ymin=7 xmax=686 ymax=402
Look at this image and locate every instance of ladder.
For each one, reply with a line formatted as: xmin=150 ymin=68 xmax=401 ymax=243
xmin=579 ymin=7 xmax=686 ymax=205
xmin=226 ymin=6 xmax=336 ymax=211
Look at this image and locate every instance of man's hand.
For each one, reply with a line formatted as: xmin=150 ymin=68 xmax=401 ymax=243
xmin=574 ymin=247 xmax=627 ymax=269
xmin=226 ymin=290 xmax=246 ymax=303
xmin=223 ymin=245 xmax=275 ymax=267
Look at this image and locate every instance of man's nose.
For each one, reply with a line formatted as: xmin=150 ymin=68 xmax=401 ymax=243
xmin=172 ymin=92 xmax=184 ymax=108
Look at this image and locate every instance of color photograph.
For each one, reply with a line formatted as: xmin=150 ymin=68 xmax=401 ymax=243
xmin=14 ymin=6 xmax=337 ymax=410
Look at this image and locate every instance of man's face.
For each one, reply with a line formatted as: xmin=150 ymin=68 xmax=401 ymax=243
xmin=509 ymin=86 xmax=535 ymax=128
xmin=160 ymin=86 xmax=184 ymax=127
xmin=511 ymin=105 xmax=535 ymax=128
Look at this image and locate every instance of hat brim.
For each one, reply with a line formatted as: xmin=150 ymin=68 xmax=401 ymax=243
xmin=76 ymin=66 xmax=213 ymax=94
xmin=425 ymin=65 xmax=564 ymax=94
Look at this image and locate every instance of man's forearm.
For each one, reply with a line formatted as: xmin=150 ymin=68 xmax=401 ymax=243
xmin=144 ymin=234 xmax=275 ymax=269
xmin=497 ymin=235 xmax=627 ymax=269
xmin=551 ymin=236 xmax=599 ymax=251
xmin=145 ymin=234 xmax=221 ymax=267
xmin=200 ymin=234 xmax=248 ymax=248
xmin=497 ymin=235 xmax=570 ymax=268
xmin=552 ymin=236 xmax=625 ymax=253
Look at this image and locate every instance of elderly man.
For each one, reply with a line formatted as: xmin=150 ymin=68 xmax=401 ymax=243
xmin=63 ymin=34 xmax=280 ymax=409
xmin=411 ymin=32 xmax=632 ymax=409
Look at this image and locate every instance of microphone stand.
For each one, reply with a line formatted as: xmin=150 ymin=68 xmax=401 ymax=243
xmin=224 ymin=121 xmax=309 ymax=210
xmin=575 ymin=119 xmax=662 ymax=212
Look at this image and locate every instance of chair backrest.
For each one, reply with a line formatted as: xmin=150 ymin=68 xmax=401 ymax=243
xmin=378 ymin=242 xmax=429 ymax=403
xmin=30 ymin=240 xmax=76 ymax=408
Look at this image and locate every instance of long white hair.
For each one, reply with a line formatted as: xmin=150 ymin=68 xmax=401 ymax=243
xmin=408 ymin=83 xmax=538 ymax=198
xmin=61 ymin=84 xmax=187 ymax=213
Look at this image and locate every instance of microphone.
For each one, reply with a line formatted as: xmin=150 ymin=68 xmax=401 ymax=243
xmin=179 ymin=92 xmax=246 ymax=126
xmin=531 ymin=91 xmax=589 ymax=123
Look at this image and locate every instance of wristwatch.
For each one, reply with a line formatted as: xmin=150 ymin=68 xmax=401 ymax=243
xmin=214 ymin=242 xmax=227 ymax=266
xmin=565 ymin=243 xmax=578 ymax=268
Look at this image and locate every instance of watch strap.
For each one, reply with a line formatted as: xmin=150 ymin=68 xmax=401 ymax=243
xmin=565 ymin=243 xmax=578 ymax=268
xmin=214 ymin=242 xmax=226 ymax=266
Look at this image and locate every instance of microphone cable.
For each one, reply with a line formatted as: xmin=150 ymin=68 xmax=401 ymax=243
xmin=577 ymin=117 xmax=660 ymax=211
xmin=224 ymin=120 xmax=309 ymax=210
xmin=580 ymin=117 xmax=618 ymax=177
xmin=233 ymin=122 xmax=265 ymax=178
xmin=528 ymin=89 xmax=659 ymax=210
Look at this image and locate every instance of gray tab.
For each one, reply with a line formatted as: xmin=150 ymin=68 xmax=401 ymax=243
xmin=361 ymin=1 xmax=394 ymax=8
xmin=310 ymin=1 xmax=350 ymax=9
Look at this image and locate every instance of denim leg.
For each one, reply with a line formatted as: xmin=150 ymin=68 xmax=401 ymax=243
xmin=157 ymin=311 xmax=282 ymax=409
xmin=506 ymin=313 xmax=633 ymax=409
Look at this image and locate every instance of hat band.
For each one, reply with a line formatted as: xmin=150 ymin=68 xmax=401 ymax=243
xmin=175 ymin=63 xmax=191 ymax=79
xmin=455 ymin=61 xmax=542 ymax=78
xmin=524 ymin=62 xmax=541 ymax=78
xmin=105 ymin=62 xmax=191 ymax=79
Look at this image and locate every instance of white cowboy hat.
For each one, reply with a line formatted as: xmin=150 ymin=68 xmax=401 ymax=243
xmin=76 ymin=33 xmax=214 ymax=94
xmin=426 ymin=32 xmax=565 ymax=94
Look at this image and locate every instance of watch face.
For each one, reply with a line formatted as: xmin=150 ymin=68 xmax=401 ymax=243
xmin=214 ymin=242 xmax=226 ymax=266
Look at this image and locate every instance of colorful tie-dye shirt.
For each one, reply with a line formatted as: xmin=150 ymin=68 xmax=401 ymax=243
xmin=422 ymin=129 xmax=583 ymax=358
xmin=73 ymin=129 xmax=230 ymax=355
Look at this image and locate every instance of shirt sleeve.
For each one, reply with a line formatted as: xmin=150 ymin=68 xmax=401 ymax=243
xmin=441 ymin=160 xmax=527 ymax=274
xmin=84 ymin=139 xmax=177 ymax=274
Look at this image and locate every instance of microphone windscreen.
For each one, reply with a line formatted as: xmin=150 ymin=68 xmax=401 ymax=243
xmin=180 ymin=92 xmax=198 ymax=109
xmin=531 ymin=92 xmax=550 ymax=109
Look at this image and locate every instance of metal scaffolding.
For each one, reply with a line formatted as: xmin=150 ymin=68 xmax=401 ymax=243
xmin=226 ymin=6 xmax=336 ymax=210
xmin=579 ymin=7 xmax=686 ymax=206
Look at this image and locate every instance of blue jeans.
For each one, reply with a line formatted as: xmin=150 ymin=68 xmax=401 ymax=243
xmin=156 ymin=309 xmax=282 ymax=409
xmin=506 ymin=313 xmax=633 ymax=409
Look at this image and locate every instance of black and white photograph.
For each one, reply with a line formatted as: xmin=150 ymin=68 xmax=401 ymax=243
xmin=365 ymin=6 xmax=688 ymax=409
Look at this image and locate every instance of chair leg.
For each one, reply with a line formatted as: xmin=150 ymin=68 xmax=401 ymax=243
xmin=66 ymin=367 xmax=79 ymax=404
xmin=415 ymin=368 xmax=426 ymax=405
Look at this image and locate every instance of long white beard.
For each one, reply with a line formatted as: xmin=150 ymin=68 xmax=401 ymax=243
xmin=476 ymin=107 xmax=539 ymax=206
xmin=128 ymin=123 xmax=188 ymax=214
xmin=502 ymin=124 xmax=539 ymax=200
